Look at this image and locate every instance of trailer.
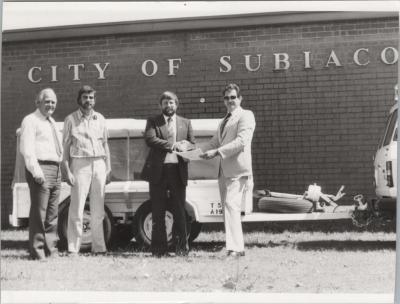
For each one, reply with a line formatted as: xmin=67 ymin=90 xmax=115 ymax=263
xmin=11 ymin=118 xmax=357 ymax=251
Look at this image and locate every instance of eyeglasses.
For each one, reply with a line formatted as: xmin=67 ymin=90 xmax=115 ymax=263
xmin=223 ymin=95 xmax=237 ymax=101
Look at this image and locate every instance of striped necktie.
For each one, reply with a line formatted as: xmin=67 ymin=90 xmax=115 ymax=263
xmin=48 ymin=117 xmax=62 ymax=157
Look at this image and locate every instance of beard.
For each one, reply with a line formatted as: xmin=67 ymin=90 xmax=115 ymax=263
xmin=82 ymin=102 xmax=93 ymax=109
xmin=162 ymin=108 xmax=175 ymax=117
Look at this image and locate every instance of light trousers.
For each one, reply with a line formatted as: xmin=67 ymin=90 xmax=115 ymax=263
xmin=218 ymin=174 xmax=250 ymax=252
xmin=68 ymin=157 xmax=107 ymax=253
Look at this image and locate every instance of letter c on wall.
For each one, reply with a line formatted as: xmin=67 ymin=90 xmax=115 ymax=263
xmin=353 ymin=48 xmax=370 ymax=66
xmin=28 ymin=67 xmax=42 ymax=83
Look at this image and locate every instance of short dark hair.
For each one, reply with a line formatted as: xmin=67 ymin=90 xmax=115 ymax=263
xmin=77 ymin=85 xmax=96 ymax=103
xmin=222 ymin=83 xmax=241 ymax=97
xmin=159 ymin=91 xmax=179 ymax=106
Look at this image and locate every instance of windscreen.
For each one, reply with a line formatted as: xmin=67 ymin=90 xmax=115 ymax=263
xmin=382 ymin=109 xmax=398 ymax=147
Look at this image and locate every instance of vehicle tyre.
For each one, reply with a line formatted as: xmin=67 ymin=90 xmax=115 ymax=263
xmin=188 ymin=221 xmax=202 ymax=243
xmin=257 ymin=196 xmax=313 ymax=213
xmin=134 ymin=200 xmax=193 ymax=249
xmin=134 ymin=200 xmax=175 ymax=249
xmin=57 ymin=197 xmax=114 ymax=252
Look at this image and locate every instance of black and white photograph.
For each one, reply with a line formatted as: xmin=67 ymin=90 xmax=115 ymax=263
xmin=1 ymin=1 xmax=399 ymax=303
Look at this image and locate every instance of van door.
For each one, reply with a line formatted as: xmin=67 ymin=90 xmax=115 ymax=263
xmin=374 ymin=108 xmax=397 ymax=197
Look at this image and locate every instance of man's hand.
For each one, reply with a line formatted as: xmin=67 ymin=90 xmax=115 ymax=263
xmin=200 ymin=149 xmax=219 ymax=160
xmin=34 ymin=176 xmax=45 ymax=185
xmin=66 ymin=170 xmax=75 ymax=186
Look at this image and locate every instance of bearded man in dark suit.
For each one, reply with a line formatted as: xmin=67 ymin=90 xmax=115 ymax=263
xmin=141 ymin=91 xmax=195 ymax=257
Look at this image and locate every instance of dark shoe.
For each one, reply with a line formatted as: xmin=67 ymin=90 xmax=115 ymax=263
xmin=92 ymin=251 xmax=107 ymax=256
xmin=152 ymin=252 xmax=171 ymax=258
xmin=176 ymin=250 xmax=189 ymax=257
xmin=67 ymin=251 xmax=79 ymax=257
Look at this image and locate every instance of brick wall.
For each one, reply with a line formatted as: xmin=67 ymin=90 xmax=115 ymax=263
xmin=2 ymin=17 xmax=398 ymax=227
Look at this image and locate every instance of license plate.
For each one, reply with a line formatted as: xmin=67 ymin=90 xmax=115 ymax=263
xmin=209 ymin=202 xmax=223 ymax=215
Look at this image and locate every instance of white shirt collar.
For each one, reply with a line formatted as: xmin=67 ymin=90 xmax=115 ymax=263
xmin=77 ymin=108 xmax=97 ymax=120
xmin=34 ymin=108 xmax=51 ymax=121
xmin=163 ymin=113 xmax=176 ymax=123
xmin=227 ymin=106 xmax=242 ymax=117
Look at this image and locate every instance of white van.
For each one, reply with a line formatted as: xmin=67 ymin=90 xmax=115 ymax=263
xmin=373 ymin=85 xmax=398 ymax=213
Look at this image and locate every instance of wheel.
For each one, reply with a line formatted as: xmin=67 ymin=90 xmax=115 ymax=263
xmin=57 ymin=197 xmax=114 ymax=252
xmin=134 ymin=200 xmax=175 ymax=249
xmin=188 ymin=221 xmax=202 ymax=243
xmin=257 ymin=196 xmax=313 ymax=213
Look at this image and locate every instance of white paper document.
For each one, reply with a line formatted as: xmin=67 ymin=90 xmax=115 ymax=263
xmin=174 ymin=148 xmax=203 ymax=161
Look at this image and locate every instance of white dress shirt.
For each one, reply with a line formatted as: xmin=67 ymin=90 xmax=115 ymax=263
xmin=20 ymin=109 xmax=62 ymax=179
xmin=163 ymin=114 xmax=178 ymax=163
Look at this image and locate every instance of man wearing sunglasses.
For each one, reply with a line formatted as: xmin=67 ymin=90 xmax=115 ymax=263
xmin=200 ymin=83 xmax=255 ymax=258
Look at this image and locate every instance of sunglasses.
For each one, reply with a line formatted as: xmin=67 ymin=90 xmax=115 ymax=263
xmin=223 ymin=95 xmax=238 ymax=101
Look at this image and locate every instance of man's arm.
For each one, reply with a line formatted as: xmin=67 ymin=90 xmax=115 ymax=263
xmin=187 ymin=120 xmax=195 ymax=145
xmin=144 ymin=117 xmax=174 ymax=152
xmin=103 ymin=120 xmax=111 ymax=182
xmin=61 ymin=117 xmax=75 ymax=186
xmin=19 ymin=116 xmax=45 ymax=183
xmin=201 ymin=111 xmax=255 ymax=160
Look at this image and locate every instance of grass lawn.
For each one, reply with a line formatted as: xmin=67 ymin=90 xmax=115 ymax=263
xmin=1 ymin=222 xmax=396 ymax=293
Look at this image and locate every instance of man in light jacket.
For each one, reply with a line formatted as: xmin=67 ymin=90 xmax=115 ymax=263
xmin=200 ymin=83 xmax=255 ymax=258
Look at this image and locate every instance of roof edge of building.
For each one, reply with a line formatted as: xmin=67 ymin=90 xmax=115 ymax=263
xmin=3 ymin=11 xmax=398 ymax=42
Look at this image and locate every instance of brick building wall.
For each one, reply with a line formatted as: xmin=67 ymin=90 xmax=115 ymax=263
xmin=2 ymin=13 xmax=398 ymax=227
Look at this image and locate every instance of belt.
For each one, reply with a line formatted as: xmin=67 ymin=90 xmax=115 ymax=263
xmin=38 ymin=160 xmax=60 ymax=166
xmin=163 ymin=163 xmax=179 ymax=167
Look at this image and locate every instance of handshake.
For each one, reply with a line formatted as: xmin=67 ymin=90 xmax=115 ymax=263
xmin=173 ymin=140 xmax=196 ymax=152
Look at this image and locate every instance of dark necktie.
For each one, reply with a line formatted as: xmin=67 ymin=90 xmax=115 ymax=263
xmin=167 ymin=117 xmax=176 ymax=145
xmin=220 ymin=113 xmax=232 ymax=136
xmin=48 ymin=117 xmax=62 ymax=156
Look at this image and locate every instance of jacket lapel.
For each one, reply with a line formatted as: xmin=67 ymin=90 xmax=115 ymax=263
xmin=221 ymin=107 xmax=242 ymax=141
xmin=156 ymin=114 xmax=168 ymax=140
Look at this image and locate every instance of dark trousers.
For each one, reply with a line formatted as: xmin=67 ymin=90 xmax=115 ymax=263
xmin=25 ymin=162 xmax=61 ymax=259
xmin=149 ymin=164 xmax=188 ymax=255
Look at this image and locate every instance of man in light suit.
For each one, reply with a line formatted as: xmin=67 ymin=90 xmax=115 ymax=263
xmin=200 ymin=83 xmax=255 ymax=257
xmin=141 ymin=91 xmax=195 ymax=257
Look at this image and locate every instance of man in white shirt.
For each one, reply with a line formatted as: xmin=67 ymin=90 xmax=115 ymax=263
xmin=62 ymin=85 xmax=111 ymax=255
xmin=20 ymin=88 xmax=63 ymax=260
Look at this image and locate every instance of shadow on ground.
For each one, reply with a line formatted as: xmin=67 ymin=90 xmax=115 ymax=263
xmin=295 ymin=240 xmax=396 ymax=251
xmin=1 ymin=240 xmax=28 ymax=250
xmin=239 ymin=219 xmax=396 ymax=233
xmin=242 ymin=239 xmax=396 ymax=251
